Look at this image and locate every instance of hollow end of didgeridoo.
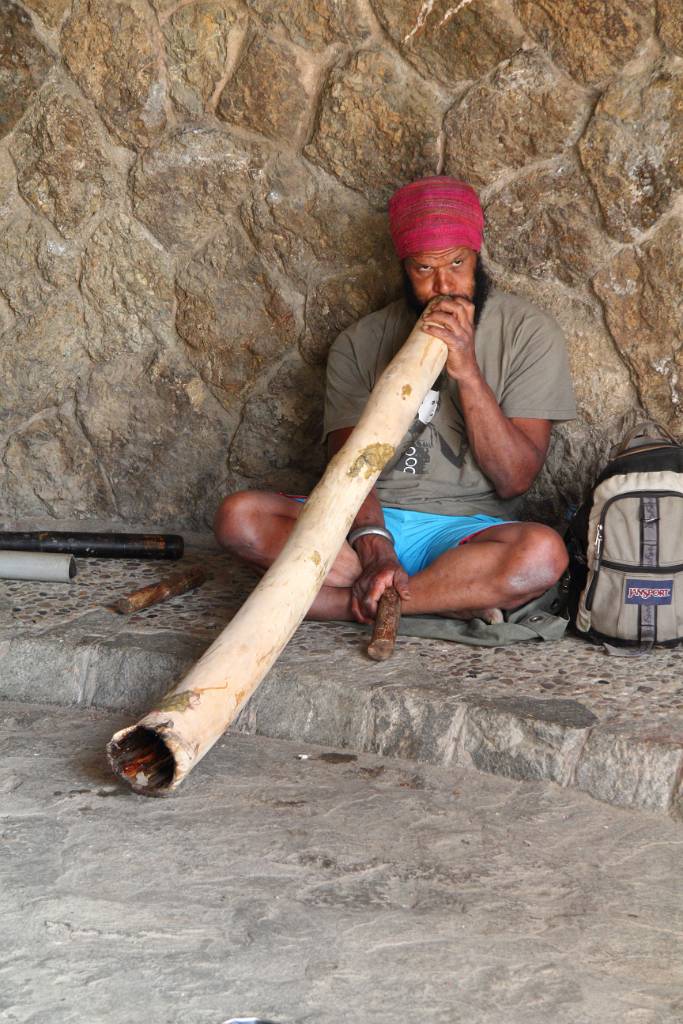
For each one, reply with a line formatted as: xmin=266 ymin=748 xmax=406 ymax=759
xmin=107 ymin=726 xmax=176 ymax=797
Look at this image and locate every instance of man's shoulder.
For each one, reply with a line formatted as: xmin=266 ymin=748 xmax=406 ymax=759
xmin=327 ymin=298 xmax=414 ymax=377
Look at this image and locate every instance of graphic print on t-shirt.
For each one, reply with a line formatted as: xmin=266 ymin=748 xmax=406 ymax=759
xmin=393 ymin=380 xmax=468 ymax=475
xmin=398 ymin=425 xmax=468 ymax=475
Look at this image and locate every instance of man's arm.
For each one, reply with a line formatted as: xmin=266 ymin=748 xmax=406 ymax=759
xmin=457 ymin=390 xmax=551 ymax=499
xmin=327 ymin=427 xmax=410 ymax=623
xmin=422 ymin=297 xmax=551 ymax=498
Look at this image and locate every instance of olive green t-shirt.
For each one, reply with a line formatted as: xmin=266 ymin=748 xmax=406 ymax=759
xmin=323 ymin=288 xmax=577 ymax=518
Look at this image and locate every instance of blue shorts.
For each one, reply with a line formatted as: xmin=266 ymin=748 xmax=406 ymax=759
xmin=289 ymin=497 xmax=512 ymax=577
xmin=382 ymin=507 xmax=513 ymax=576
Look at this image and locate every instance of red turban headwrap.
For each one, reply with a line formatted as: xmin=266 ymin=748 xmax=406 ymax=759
xmin=388 ymin=176 xmax=484 ymax=259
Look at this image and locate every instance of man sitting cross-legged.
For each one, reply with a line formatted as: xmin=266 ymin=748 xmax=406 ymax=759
xmin=215 ymin=176 xmax=576 ymax=625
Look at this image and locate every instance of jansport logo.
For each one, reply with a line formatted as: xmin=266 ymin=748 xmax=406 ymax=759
xmin=625 ymin=579 xmax=673 ymax=605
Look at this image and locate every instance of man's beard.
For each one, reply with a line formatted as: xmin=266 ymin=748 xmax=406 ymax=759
xmin=402 ymin=259 xmax=493 ymax=326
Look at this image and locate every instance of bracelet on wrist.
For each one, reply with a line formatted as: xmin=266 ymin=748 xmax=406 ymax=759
xmin=347 ymin=525 xmax=394 ymax=548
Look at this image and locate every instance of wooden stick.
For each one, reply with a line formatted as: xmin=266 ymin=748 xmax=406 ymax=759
xmin=110 ymin=566 xmax=207 ymax=614
xmin=367 ymin=587 xmax=402 ymax=661
xmin=107 ymin=303 xmax=448 ymax=796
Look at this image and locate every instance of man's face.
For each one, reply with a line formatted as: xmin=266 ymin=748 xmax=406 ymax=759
xmin=403 ymin=246 xmax=477 ymax=305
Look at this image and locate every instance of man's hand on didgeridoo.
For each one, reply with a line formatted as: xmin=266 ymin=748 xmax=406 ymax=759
xmin=351 ymin=559 xmax=410 ymax=624
xmin=421 ymin=296 xmax=478 ymax=382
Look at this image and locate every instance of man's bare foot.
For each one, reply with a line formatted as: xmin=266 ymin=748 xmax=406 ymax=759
xmin=324 ymin=542 xmax=362 ymax=587
xmin=474 ymin=607 xmax=504 ymax=624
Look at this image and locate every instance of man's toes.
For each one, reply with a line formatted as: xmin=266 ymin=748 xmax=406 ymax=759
xmin=475 ymin=607 xmax=504 ymax=624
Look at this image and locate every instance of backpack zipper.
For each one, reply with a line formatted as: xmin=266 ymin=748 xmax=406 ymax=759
xmin=585 ymin=489 xmax=683 ymax=610
xmin=600 ymin=557 xmax=683 ymax=573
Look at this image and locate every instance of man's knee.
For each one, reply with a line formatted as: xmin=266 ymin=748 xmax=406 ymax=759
xmin=214 ymin=490 xmax=262 ymax=551
xmin=506 ymin=524 xmax=568 ymax=599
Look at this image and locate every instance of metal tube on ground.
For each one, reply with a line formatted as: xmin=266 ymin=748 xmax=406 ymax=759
xmin=0 ymin=532 xmax=184 ymax=560
xmin=0 ymin=550 xmax=77 ymax=582
xmin=107 ymin=304 xmax=449 ymax=796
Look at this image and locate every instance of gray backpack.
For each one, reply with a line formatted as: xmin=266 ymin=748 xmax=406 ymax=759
xmin=567 ymin=422 xmax=683 ymax=653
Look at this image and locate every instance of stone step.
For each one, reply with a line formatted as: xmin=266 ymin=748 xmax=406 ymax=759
xmin=4 ymin=701 xmax=682 ymax=1024
xmin=1 ymin=533 xmax=682 ymax=817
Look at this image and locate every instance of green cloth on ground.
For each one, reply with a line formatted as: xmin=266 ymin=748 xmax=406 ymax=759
xmin=339 ymin=586 xmax=568 ymax=647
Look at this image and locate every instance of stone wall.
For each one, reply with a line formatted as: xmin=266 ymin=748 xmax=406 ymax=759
xmin=0 ymin=0 xmax=680 ymax=527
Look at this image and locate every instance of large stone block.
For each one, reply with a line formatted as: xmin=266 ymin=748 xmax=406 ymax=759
xmin=148 ymin=0 xmax=179 ymax=12
xmin=35 ymin=233 xmax=81 ymax=292
xmin=302 ymin=265 xmax=401 ymax=366
xmin=444 ymin=48 xmax=590 ymax=189
xmin=75 ymin=359 xmax=238 ymax=526
xmin=162 ymin=1 xmax=244 ymax=116
xmin=657 ymin=0 xmax=683 ymax=55
xmin=593 ymin=214 xmax=683 ymax=435
xmin=574 ymin=723 xmax=683 ymax=812
xmin=9 ymin=84 xmax=118 ymax=239
xmin=175 ymin=222 xmax=300 ymax=399
xmin=217 ymin=33 xmax=310 ymax=142
xmin=227 ymin=351 xmax=325 ymax=491
xmin=488 ymin=272 xmax=637 ymax=424
xmin=22 ymin=1 xmax=71 ymax=28
xmin=514 ymin=0 xmax=653 ymax=85
xmin=242 ymin=151 xmax=394 ymax=286
xmin=0 ymin=147 xmax=87 ymax=323
xmin=457 ymin=696 xmax=595 ymax=786
xmin=241 ymin=149 xmax=399 ymax=363
xmin=244 ymin=0 xmax=370 ymax=48
xmin=371 ymin=0 xmax=523 ymax=87
xmin=131 ymin=124 xmax=264 ymax=251
xmin=61 ymin=0 xmax=166 ymax=150
xmin=0 ymin=291 xmax=93 ymax=429
xmin=2 ymin=409 xmax=115 ymax=519
xmin=579 ymin=58 xmax=682 ymax=242
xmin=360 ymin=685 xmax=466 ymax=765
xmin=0 ymin=209 xmax=52 ymax=318
xmin=80 ymin=214 xmax=176 ymax=359
xmin=484 ymin=159 xmax=609 ymax=286
xmin=0 ymin=1 xmax=53 ymax=139
xmin=304 ymin=50 xmax=443 ymax=208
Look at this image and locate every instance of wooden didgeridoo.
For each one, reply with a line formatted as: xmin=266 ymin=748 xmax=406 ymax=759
xmin=106 ymin=305 xmax=448 ymax=796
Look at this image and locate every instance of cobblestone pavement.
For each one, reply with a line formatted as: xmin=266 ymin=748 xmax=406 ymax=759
xmin=1 ymin=528 xmax=683 ymax=815
xmin=1 ymin=701 xmax=682 ymax=1024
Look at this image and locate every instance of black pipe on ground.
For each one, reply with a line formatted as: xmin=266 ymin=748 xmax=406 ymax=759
xmin=0 ymin=532 xmax=184 ymax=560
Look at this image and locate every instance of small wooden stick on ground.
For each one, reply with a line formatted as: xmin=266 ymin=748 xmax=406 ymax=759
xmin=110 ymin=566 xmax=207 ymax=615
xmin=367 ymin=587 xmax=402 ymax=661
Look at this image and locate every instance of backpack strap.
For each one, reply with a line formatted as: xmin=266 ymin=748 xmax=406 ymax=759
xmin=610 ymin=420 xmax=679 ymax=458
xmin=602 ymin=642 xmax=651 ymax=658
xmin=638 ymin=494 xmax=659 ymax=650
xmin=602 ymin=493 xmax=660 ymax=656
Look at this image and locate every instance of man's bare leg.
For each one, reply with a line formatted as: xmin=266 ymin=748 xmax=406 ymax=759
xmin=215 ymin=493 xmax=567 ymax=622
xmin=399 ymin=522 xmax=567 ymax=616
xmin=342 ymin=522 xmax=567 ymax=623
xmin=214 ymin=490 xmax=358 ymax=619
